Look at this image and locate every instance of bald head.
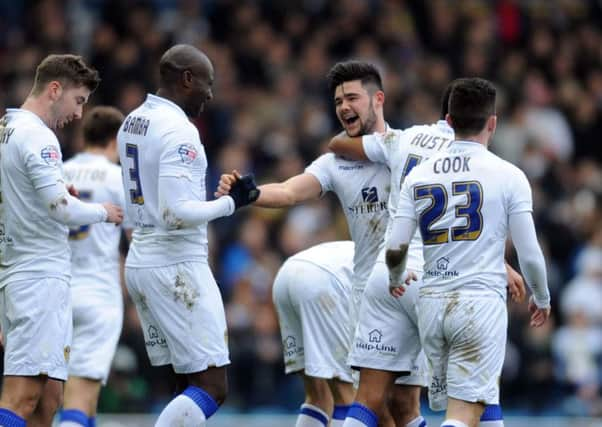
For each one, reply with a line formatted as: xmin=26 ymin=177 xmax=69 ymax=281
xmin=159 ymin=44 xmax=213 ymax=88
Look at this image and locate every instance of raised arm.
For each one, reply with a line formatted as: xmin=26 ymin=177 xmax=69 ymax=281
xmin=328 ymin=131 xmax=368 ymax=160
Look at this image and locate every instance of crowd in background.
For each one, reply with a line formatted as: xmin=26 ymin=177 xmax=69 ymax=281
xmin=0 ymin=0 xmax=601 ymax=417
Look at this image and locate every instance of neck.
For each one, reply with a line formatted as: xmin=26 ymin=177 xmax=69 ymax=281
xmin=84 ymin=146 xmax=108 ymax=157
xmin=373 ymin=117 xmax=386 ymax=133
xmin=455 ymin=132 xmax=489 ymax=147
xmin=156 ymin=88 xmax=180 ymax=107
xmin=21 ymin=96 xmax=53 ymax=128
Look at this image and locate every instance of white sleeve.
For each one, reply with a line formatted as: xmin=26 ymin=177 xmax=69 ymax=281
xmin=509 ymin=211 xmax=550 ymax=308
xmin=507 ymin=168 xmax=533 ymax=215
xmin=23 ymin=136 xmax=107 ymax=226
xmin=158 ymin=131 xmax=234 ymax=227
xmin=304 ymin=153 xmax=333 ymax=194
xmin=37 ymin=182 xmax=107 ymax=226
xmin=158 ymin=175 xmax=234 ymax=228
xmin=362 ymin=133 xmax=388 ymax=164
xmin=394 ymin=177 xmax=417 ymax=220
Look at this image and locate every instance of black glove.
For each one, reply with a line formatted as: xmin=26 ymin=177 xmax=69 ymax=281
xmin=229 ymin=174 xmax=260 ymax=209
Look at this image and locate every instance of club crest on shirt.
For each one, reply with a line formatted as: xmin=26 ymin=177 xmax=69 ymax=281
xmin=361 ymin=187 xmax=379 ymax=203
xmin=41 ymin=145 xmax=60 ymax=166
xmin=178 ymin=144 xmax=197 ymax=164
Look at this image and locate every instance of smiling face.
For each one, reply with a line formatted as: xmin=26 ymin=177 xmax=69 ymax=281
xmin=49 ymin=83 xmax=91 ymax=129
xmin=334 ymin=80 xmax=380 ymax=137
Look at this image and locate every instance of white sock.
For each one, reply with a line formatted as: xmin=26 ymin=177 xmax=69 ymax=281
xmin=480 ymin=421 xmax=504 ymax=427
xmin=331 ymin=420 xmax=345 ymax=427
xmin=441 ymin=420 xmax=469 ymax=427
xmin=59 ymin=423 xmax=85 ymax=427
xmin=155 ymin=394 xmax=207 ymax=427
xmin=295 ymin=404 xmax=329 ymax=427
xmin=407 ymin=415 xmax=427 ymax=427
xmin=342 ymin=418 xmax=371 ymax=427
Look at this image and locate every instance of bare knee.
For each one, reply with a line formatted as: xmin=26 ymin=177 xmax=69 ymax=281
xmin=186 ymin=367 xmax=228 ymax=406
xmin=0 ymin=377 xmax=47 ymax=419
xmin=304 ymin=375 xmax=333 ymax=411
xmin=389 ymin=385 xmax=421 ymax=425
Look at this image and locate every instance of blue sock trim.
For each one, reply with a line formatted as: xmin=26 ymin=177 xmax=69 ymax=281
xmin=419 ymin=420 xmax=427 ymax=427
xmin=59 ymin=409 xmax=88 ymax=426
xmin=182 ymin=385 xmax=219 ymax=419
xmin=347 ymin=402 xmax=378 ymax=427
xmin=333 ymin=404 xmax=351 ymax=420
xmin=481 ymin=404 xmax=503 ymax=421
xmin=300 ymin=404 xmax=328 ymax=426
xmin=0 ymin=409 xmax=26 ymax=427
xmin=88 ymin=416 xmax=96 ymax=427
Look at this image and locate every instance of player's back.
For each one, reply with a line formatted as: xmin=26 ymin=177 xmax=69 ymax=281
xmin=286 ymin=241 xmax=355 ymax=286
xmin=0 ymin=109 xmax=70 ymax=285
xmin=117 ymin=94 xmax=208 ymax=268
xmin=64 ymin=153 xmax=123 ymax=292
xmin=402 ymin=140 xmax=531 ymax=297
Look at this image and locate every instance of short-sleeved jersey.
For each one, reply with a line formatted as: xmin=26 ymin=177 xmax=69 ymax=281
xmin=287 ymin=241 xmax=354 ymax=285
xmin=305 ymin=154 xmax=389 ymax=290
xmin=117 ymin=94 xmax=209 ymax=267
xmin=396 ymin=140 xmax=533 ymax=297
xmin=64 ymin=153 xmax=125 ymax=292
xmin=363 ymin=121 xmax=454 ymax=271
xmin=0 ymin=109 xmax=71 ymax=286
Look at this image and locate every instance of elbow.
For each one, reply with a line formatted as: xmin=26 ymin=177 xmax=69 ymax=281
xmin=327 ymin=138 xmax=341 ymax=153
xmin=47 ymin=195 xmax=72 ymax=225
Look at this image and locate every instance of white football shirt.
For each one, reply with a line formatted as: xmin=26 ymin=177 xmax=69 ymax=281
xmin=117 ymin=94 xmax=210 ymax=267
xmin=289 ymin=241 xmax=354 ymax=285
xmin=396 ymin=140 xmax=533 ymax=297
xmin=64 ymin=153 xmax=125 ymax=293
xmin=363 ymin=120 xmax=454 ymax=271
xmin=0 ymin=109 xmax=71 ymax=285
xmin=305 ymin=153 xmax=389 ymax=290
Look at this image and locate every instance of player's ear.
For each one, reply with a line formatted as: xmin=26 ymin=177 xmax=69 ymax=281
xmin=445 ymin=113 xmax=452 ymax=128
xmin=374 ymin=90 xmax=385 ymax=108
xmin=487 ymin=115 xmax=497 ymax=134
xmin=182 ymin=70 xmax=194 ymax=89
xmin=48 ymin=81 xmax=63 ymax=101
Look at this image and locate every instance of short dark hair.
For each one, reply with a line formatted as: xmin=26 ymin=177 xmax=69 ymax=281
xmin=31 ymin=54 xmax=100 ymax=95
xmin=326 ymin=60 xmax=383 ymax=95
xmin=448 ymin=78 xmax=496 ymax=136
xmin=82 ymin=106 xmax=124 ymax=147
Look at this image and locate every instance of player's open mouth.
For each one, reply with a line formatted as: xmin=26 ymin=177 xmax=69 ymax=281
xmin=344 ymin=116 xmax=359 ymax=126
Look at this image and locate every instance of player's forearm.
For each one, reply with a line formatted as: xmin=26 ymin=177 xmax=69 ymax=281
xmin=162 ymin=197 xmax=234 ymax=227
xmin=38 ymin=182 xmax=107 ymax=226
xmin=159 ymin=176 xmax=234 ymax=227
xmin=255 ymin=183 xmax=300 ymax=208
xmin=328 ymin=133 xmax=367 ymax=160
xmin=385 ymin=216 xmax=417 ymax=284
xmin=509 ymin=212 xmax=551 ymax=308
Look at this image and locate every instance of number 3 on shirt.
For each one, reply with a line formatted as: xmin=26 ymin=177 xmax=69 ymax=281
xmin=414 ymin=181 xmax=483 ymax=245
xmin=126 ymin=143 xmax=144 ymax=205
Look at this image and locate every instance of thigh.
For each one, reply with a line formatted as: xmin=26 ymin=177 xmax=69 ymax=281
xmin=69 ymin=291 xmax=124 ymax=384
xmin=137 ymin=262 xmax=230 ymax=374
xmin=445 ymin=294 xmax=507 ymax=407
xmin=2 ymin=278 xmax=72 ymax=381
xmin=292 ymin=262 xmax=353 ymax=383
xmin=272 ymin=261 xmax=305 ymax=375
xmin=349 ymin=262 xmax=423 ymax=378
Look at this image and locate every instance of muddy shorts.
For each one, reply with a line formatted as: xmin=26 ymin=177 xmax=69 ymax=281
xmin=125 ymin=261 xmax=230 ymax=373
xmin=418 ymin=291 xmax=506 ymax=411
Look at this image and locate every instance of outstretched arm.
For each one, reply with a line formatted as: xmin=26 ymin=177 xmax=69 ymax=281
xmin=216 ymin=171 xmax=322 ymax=208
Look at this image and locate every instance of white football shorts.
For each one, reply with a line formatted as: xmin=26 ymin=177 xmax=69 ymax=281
xmin=0 ymin=278 xmax=72 ymax=381
xmin=125 ymin=261 xmax=230 ymax=373
xmin=347 ymin=260 xmax=427 ymax=387
xmin=273 ymin=259 xmax=354 ymax=383
xmin=418 ymin=290 xmax=507 ymax=411
xmin=68 ymin=285 xmax=123 ymax=384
